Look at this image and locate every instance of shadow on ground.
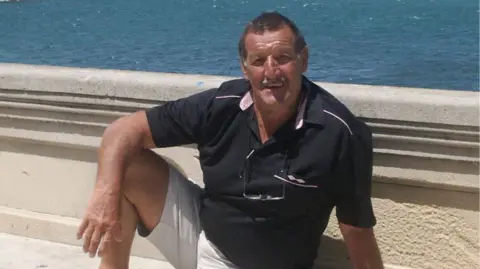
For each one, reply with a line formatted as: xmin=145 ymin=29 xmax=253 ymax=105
xmin=313 ymin=235 xmax=352 ymax=269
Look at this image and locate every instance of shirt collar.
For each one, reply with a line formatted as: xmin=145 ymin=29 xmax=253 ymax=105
xmin=239 ymin=76 xmax=325 ymax=129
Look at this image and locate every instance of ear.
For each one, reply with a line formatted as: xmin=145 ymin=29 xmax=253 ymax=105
xmin=299 ymin=46 xmax=309 ymax=73
xmin=240 ymin=60 xmax=249 ymax=80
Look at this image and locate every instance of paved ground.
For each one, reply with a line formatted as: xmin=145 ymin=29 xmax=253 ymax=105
xmin=0 ymin=233 xmax=174 ymax=269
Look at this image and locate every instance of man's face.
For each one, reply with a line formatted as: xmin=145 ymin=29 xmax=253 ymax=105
xmin=241 ymin=26 xmax=308 ymax=110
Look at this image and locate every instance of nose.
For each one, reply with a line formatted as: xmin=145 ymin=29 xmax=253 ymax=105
xmin=263 ymin=56 xmax=280 ymax=79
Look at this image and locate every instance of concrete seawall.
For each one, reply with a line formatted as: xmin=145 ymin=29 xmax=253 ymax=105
xmin=0 ymin=63 xmax=478 ymax=269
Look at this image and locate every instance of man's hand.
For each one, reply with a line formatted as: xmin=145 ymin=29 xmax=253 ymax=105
xmin=76 ymin=181 xmax=123 ymax=258
xmin=339 ymin=222 xmax=384 ymax=269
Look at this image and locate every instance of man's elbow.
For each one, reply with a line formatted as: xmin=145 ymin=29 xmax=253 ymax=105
xmin=339 ymin=221 xmax=375 ymax=238
xmin=102 ymin=111 xmax=155 ymax=150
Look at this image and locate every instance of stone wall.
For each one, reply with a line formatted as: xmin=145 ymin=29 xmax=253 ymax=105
xmin=0 ymin=63 xmax=478 ymax=269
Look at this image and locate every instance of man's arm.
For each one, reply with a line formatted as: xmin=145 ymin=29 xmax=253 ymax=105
xmin=339 ymin=222 xmax=383 ymax=269
xmin=77 ymin=88 xmax=216 ymax=257
xmin=333 ymin=121 xmax=383 ymax=269
xmin=77 ymin=111 xmax=157 ymax=256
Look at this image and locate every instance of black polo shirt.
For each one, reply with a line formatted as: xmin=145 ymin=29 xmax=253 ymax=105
xmin=145 ymin=76 xmax=376 ymax=269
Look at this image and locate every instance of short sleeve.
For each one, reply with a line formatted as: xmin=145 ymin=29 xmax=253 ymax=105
xmin=145 ymin=88 xmax=216 ymax=148
xmin=333 ymin=122 xmax=376 ymax=228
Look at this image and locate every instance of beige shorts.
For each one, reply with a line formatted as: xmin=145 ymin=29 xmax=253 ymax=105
xmin=138 ymin=165 xmax=239 ymax=269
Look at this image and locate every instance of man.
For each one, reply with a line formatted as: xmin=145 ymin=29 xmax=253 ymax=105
xmin=77 ymin=11 xmax=384 ymax=269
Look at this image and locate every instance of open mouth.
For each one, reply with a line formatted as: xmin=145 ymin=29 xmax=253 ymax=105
xmin=262 ymin=78 xmax=286 ymax=89
xmin=264 ymin=82 xmax=284 ymax=89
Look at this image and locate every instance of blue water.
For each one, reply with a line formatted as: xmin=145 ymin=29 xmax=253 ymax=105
xmin=0 ymin=0 xmax=478 ymax=91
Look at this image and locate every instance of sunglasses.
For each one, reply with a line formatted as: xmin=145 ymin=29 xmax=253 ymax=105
xmin=240 ymin=148 xmax=290 ymax=201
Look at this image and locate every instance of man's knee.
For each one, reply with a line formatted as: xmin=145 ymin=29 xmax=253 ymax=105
xmin=123 ymin=149 xmax=170 ymax=190
xmin=121 ymin=149 xmax=171 ymax=231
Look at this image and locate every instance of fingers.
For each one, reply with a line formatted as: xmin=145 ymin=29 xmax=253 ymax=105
xmin=111 ymin=222 xmax=123 ymax=242
xmin=76 ymin=218 xmax=88 ymax=240
xmin=80 ymin=221 xmax=115 ymax=258
xmin=88 ymin=227 xmax=104 ymax=257
xmin=98 ymin=231 xmax=113 ymax=257
xmin=76 ymin=191 xmax=123 ymax=258
xmin=78 ymin=218 xmax=122 ymax=258
xmin=82 ymin=224 xmax=94 ymax=254
xmin=98 ymin=222 xmax=122 ymax=257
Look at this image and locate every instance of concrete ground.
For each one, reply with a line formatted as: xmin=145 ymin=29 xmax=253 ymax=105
xmin=0 ymin=233 xmax=174 ymax=269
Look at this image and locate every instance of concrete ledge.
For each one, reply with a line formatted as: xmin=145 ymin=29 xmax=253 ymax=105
xmin=0 ymin=206 xmax=166 ymax=261
xmin=1 ymin=124 xmax=477 ymax=193
xmin=0 ymin=64 xmax=478 ymax=269
xmin=0 ymin=207 xmax=414 ymax=269
xmin=1 ymin=63 xmax=479 ymax=126
xmin=0 ymin=233 xmax=173 ymax=269
xmin=0 ymin=64 xmax=478 ymax=193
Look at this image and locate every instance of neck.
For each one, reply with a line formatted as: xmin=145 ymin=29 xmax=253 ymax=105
xmin=253 ymin=97 xmax=299 ymax=143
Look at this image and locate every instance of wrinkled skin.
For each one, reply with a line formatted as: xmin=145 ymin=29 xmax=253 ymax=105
xmin=77 ymin=179 xmax=123 ymax=257
xmin=241 ymin=25 xmax=309 ymax=118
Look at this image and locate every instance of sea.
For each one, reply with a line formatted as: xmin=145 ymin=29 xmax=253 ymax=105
xmin=0 ymin=0 xmax=478 ymax=91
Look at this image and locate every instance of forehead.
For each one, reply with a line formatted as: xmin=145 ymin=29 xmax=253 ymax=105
xmin=244 ymin=26 xmax=296 ymax=55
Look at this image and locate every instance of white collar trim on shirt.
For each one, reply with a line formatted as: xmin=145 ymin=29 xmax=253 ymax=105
xmin=239 ymin=91 xmax=308 ymax=130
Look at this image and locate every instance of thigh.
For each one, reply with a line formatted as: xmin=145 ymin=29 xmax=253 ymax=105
xmin=140 ymin=165 xmax=203 ymax=269
xmin=123 ymin=149 xmax=171 ymax=232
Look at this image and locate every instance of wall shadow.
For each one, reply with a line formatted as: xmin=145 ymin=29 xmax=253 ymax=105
xmin=372 ymin=181 xmax=479 ymax=212
xmin=0 ymin=139 xmax=98 ymax=163
xmin=2 ymin=139 xmax=477 ymax=213
xmin=313 ymin=235 xmax=352 ymax=269
xmin=373 ymin=151 xmax=479 ymax=175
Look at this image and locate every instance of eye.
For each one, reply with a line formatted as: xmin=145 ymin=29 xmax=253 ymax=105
xmin=276 ymin=55 xmax=293 ymax=65
xmin=252 ymin=58 xmax=265 ymax=66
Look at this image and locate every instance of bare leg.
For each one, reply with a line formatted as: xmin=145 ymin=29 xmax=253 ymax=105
xmin=98 ymin=149 xmax=171 ymax=269
xmin=98 ymin=196 xmax=138 ymax=269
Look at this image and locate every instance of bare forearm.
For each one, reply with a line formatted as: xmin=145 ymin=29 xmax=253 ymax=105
xmin=340 ymin=223 xmax=384 ymax=269
xmin=347 ymin=234 xmax=383 ymax=269
xmin=96 ymin=112 xmax=153 ymax=194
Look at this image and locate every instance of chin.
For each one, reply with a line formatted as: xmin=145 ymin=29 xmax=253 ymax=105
xmin=268 ymin=88 xmax=290 ymax=103
xmin=258 ymin=94 xmax=288 ymax=110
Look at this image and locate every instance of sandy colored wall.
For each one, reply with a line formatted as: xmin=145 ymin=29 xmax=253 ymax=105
xmin=0 ymin=63 xmax=478 ymax=269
